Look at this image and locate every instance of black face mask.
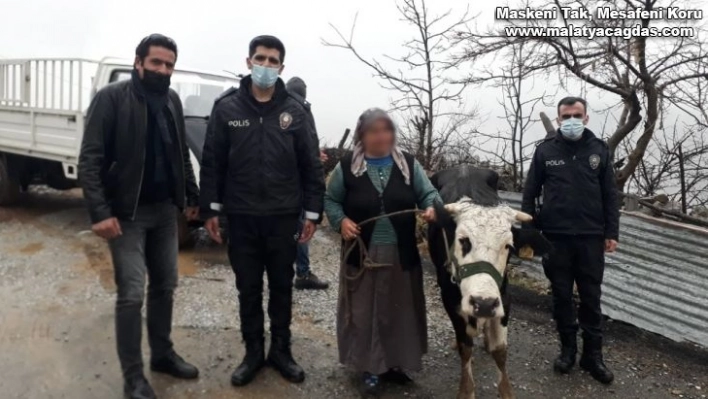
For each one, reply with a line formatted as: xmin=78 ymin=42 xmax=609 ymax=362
xmin=141 ymin=69 xmax=171 ymax=94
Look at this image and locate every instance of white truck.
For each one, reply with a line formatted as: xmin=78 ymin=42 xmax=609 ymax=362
xmin=0 ymin=57 xmax=240 ymax=245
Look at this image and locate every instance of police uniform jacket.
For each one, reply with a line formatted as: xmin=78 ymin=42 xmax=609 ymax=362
xmin=199 ymin=75 xmax=325 ymax=220
xmin=521 ymin=129 xmax=620 ymax=240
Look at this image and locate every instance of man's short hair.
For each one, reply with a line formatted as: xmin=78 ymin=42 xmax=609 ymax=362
xmin=557 ymin=96 xmax=588 ymax=114
xmin=135 ymin=34 xmax=178 ymax=61
xmin=249 ymin=35 xmax=286 ymax=63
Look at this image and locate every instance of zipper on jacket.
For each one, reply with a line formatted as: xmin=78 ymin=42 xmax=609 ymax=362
xmin=131 ymin=105 xmax=148 ymax=221
xmin=258 ymin=116 xmax=266 ymax=212
xmin=570 ymin=149 xmax=579 ymax=235
xmin=172 ymin=108 xmax=187 ymax=207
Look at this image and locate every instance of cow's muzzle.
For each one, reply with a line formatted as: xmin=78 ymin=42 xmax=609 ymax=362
xmin=469 ymin=296 xmax=500 ymax=318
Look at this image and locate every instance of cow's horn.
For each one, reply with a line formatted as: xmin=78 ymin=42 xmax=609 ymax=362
xmin=515 ymin=211 xmax=533 ymax=222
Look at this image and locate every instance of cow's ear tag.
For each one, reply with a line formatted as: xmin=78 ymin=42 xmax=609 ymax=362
xmin=518 ymin=245 xmax=534 ymax=260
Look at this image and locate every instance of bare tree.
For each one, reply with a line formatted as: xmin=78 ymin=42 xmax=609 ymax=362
xmin=454 ymin=0 xmax=708 ymax=191
xmin=627 ymin=123 xmax=708 ymax=212
xmin=322 ymin=0 xmax=474 ymax=170
xmin=464 ymin=41 xmax=555 ymax=191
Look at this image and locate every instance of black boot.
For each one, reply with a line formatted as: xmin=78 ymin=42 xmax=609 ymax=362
xmin=150 ymin=351 xmax=199 ymax=379
xmin=294 ymin=272 xmax=329 ymax=290
xmin=381 ymin=368 xmax=413 ymax=384
xmin=553 ymin=333 xmax=577 ymax=374
xmin=123 ymin=374 xmax=156 ymax=399
xmin=231 ymin=339 xmax=265 ymax=387
xmin=579 ymin=337 xmax=614 ymax=384
xmin=267 ymin=336 xmax=305 ymax=383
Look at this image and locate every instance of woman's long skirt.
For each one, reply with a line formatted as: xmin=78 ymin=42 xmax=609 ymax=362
xmin=336 ymin=244 xmax=428 ymax=375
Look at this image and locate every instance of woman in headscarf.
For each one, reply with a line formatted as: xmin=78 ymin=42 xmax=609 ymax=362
xmin=324 ymin=108 xmax=441 ymax=394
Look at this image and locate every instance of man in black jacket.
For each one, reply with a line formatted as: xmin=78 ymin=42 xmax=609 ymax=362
xmin=522 ymin=97 xmax=619 ymax=385
xmin=200 ymin=35 xmax=325 ymax=387
xmin=78 ymin=34 xmax=200 ymax=399
xmin=285 ymin=76 xmax=329 ymax=290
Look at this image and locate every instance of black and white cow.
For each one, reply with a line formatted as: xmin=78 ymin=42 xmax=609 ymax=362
xmin=428 ymin=166 xmax=551 ymax=399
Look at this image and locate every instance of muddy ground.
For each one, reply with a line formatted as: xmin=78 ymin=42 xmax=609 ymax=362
xmin=0 ymin=188 xmax=707 ymax=399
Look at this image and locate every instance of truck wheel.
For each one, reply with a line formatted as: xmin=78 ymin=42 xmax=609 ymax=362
xmin=45 ymin=162 xmax=77 ymax=190
xmin=177 ymin=212 xmax=195 ymax=249
xmin=0 ymin=155 xmax=21 ymax=206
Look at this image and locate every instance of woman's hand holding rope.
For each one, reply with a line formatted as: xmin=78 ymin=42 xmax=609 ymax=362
xmin=341 ymin=218 xmax=361 ymax=241
xmin=339 ymin=209 xmax=431 ymax=281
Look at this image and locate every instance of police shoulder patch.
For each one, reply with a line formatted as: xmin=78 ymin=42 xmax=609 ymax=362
xmin=280 ymin=112 xmax=293 ymax=130
xmin=589 ymin=154 xmax=601 ymax=170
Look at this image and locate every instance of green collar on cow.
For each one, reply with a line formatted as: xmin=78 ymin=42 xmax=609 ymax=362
xmin=449 ymin=252 xmax=504 ymax=288
xmin=455 ymin=261 xmax=504 ymax=288
xmin=442 ymin=230 xmax=504 ymax=288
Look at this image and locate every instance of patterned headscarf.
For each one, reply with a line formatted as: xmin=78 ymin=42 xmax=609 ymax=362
xmin=350 ymin=108 xmax=410 ymax=185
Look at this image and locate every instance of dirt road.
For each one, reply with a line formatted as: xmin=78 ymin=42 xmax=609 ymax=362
xmin=0 ymin=188 xmax=706 ymax=399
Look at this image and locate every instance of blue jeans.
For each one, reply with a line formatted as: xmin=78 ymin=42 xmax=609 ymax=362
xmin=296 ymin=214 xmax=310 ymax=277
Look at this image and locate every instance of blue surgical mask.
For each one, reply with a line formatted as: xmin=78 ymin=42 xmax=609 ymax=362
xmin=559 ymin=118 xmax=585 ymax=141
xmin=251 ymin=64 xmax=280 ymax=89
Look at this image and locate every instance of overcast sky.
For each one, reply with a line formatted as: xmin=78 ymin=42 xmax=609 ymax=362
xmin=2 ymin=0 xmax=706 ymax=148
xmin=0 ymin=0 xmax=503 ymax=144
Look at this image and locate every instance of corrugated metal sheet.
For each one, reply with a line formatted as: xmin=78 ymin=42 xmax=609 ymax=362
xmin=498 ymin=191 xmax=708 ymax=348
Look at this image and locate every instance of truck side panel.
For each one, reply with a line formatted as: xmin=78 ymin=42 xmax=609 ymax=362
xmin=0 ymin=107 xmax=83 ymax=163
xmin=0 ymin=59 xmax=97 ymax=111
xmin=0 ymin=58 xmax=95 ymax=169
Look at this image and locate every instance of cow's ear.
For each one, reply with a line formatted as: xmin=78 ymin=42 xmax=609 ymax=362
xmin=511 ymin=226 xmax=553 ymax=259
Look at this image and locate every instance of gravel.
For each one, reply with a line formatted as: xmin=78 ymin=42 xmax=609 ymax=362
xmin=0 ymin=188 xmax=707 ymax=398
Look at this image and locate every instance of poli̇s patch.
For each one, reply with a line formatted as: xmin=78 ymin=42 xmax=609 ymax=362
xmin=280 ymin=112 xmax=293 ymax=130
xmin=589 ymin=154 xmax=600 ymax=170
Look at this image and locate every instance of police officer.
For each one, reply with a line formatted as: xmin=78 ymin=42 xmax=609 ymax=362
xmin=285 ymin=76 xmax=330 ymax=290
xmin=199 ymin=35 xmax=325 ymax=387
xmin=522 ymin=96 xmax=619 ymax=384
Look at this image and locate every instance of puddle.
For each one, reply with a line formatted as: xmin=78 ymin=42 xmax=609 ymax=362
xmin=178 ymin=246 xmax=229 ymax=276
xmin=19 ymin=242 xmax=44 ymax=255
xmin=77 ymin=240 xmax=229 ymax=292
xmin=178 ymin=251 xmax=200 ymax=276
xmin=80 ymin=241 xmax=116 ymax=292
xmin=0 ymin=188 xmax=231 ymax=294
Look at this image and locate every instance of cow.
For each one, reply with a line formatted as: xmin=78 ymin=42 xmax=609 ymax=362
xmin=428 ymin=166 xmax=551 ymax=399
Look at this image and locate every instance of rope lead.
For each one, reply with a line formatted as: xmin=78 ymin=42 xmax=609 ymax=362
xmin=340 ymin=209 xmax=425 ymax=281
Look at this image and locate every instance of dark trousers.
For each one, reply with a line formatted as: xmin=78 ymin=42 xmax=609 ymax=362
xmin=227 ymin=213 xmax=299 ymax=342
xmin=108 ymin=202 xmax=178 ymax=378
xmin=542 ymin=234 xmax=605 ymax=341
